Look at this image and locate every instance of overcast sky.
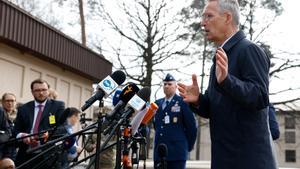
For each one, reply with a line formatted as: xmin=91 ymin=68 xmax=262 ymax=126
xmin=56 ymin=0 xmax=300 ymax=106
xmin=262 ymin=0 xmax=300 ymax=106
xmin=14 ymin=0 xmax=299 ymax=107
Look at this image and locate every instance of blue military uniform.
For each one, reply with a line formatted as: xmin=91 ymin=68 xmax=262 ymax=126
xmin=153 ymin=74 xmax=197 ymax=169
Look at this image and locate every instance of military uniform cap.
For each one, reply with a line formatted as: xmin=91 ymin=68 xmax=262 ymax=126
xmin=163 ymin=73 xmax=176 ymax=82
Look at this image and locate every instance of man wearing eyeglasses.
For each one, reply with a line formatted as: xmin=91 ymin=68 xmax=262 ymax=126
xmin=14 ymin=79 xmax=65 ymax=168
xmin=178 ymin=0 xmax=276 ymax=169
xmin=153 ymin=73 xmax=197 ymax=169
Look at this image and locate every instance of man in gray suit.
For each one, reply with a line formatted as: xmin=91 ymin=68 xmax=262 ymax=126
xmin=14 ymin=79 xmax=65 ymax=168
xmin=178 ymin=0 xmax=277 ymax=169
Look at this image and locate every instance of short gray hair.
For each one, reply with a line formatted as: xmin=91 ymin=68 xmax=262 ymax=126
xmin=208 ymin=0 xmax=240 ymax=26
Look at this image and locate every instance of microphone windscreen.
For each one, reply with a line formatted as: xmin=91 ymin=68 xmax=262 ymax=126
xmin=158 ymin=143 xmax=168 ymax=158
xmin=111 ymin=70 xmax=126 ymax=85
xmin=137 ymin=87 xmax=151 ymax=102
xmin=112 ymin=89 xmax=122 ymax=106
xmin=119 ymin=83 xmax=140 ymax=103
xmin=141 ymin=102 xmax=158 ymax=125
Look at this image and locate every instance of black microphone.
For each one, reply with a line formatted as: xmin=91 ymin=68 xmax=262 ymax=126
xmin=103 ymin=87 xmax=151 ymax=136
xmin=102 ymin=83 xmax=140 ymax=135
xmin=106 ymin=83 xmax=140 ymax=120
xmin=118 ymin=87 xmax=151 ymax=120
xmin=158 ymin=143 xmax=168 ymax=158
xmin=158 ymin=143 xmax=168 ymax=169
xmin=81 ymin=70 xmax=126 ymax=111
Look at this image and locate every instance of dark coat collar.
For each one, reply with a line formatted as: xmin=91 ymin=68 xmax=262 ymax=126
xmin=222 ymin=30 xmax=246 ymax=52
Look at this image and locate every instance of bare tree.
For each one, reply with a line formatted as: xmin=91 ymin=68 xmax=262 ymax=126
xmin=54 ymin=0 xmax=87 ymax=46
xmin=88 ymin=0 xmax=195 ymax=88
xmin=78 ymin=0 xmax=86 ymax=46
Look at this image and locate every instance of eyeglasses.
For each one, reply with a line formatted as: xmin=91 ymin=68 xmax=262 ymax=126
xmin=33 ymin=89 xmax=48 ymax=93
xmin=3 ymin=99 xmax=16 ymax=102
xmin=201 ymin=13 xmax=215 ymax=22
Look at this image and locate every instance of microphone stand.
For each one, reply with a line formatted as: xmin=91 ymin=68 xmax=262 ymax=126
xmin=26 ymin=121 xmax=97 ymax=154
xmin=115 ymin=126 xmax=122 ymax=169
xmin=121 ymin=123 xmax=132 ymax=169
xmin=16 ymin=140 xmax=62 ymax=169
xmin=19 ymin=122 xmax=97 ymax=168
xmin=95 ymin=100 xmax=104 ymax=169
xmin=131 ymin=138 xmax=139 ymax=166
xmin=0 ymin=129 xmax=50 ymax=146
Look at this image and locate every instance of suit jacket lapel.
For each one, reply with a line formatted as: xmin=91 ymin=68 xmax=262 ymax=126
xmin=28 ymin=101 xmax=35 ymax=129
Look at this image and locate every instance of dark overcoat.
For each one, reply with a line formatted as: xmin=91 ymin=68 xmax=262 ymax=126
xmin=191 ymin=31 xmax=277 ymax=169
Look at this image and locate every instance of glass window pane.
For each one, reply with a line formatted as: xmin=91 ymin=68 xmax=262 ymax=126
xmin=285 ymin=150 xmax=296 ymax=162
xmin=285 ymin=131 xmax=296 ymax=144
xmin=285 ymin=117 xmax=295 ymax=129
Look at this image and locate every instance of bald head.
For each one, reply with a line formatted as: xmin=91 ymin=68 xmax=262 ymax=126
xmin=0 ymin=158 xmax=15 ymax=169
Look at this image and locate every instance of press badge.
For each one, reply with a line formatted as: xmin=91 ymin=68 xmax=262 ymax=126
xmin=49 ymin=114 xmax=56 ymax=124
xmin=164 ymin=115 xmax=170 ymax=124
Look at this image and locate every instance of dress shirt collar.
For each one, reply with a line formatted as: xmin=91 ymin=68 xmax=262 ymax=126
xmin=34 ymin=99 xmax=47 ymax=107
xmin=164 ymin=94 xmax=175 ymax=103
xmin=220 ymin=31 xmax=238 ymax=48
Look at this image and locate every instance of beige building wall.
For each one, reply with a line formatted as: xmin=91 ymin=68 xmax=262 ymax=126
xmin=0 ymin=43 xmax=95 ymax=119
xmin=273 ymin=114 xmax=300 ymax=168
xmin=199 ymin=119 xmax=212 ymax=161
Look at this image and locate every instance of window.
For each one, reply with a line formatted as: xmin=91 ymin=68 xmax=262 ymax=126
xmin=285 ymin=150 xmax=296 ymax=162
xmin=285 ymin=117 xmax=295 ymax=129
xmin=285 ymin=131 xmax=296 ymax=144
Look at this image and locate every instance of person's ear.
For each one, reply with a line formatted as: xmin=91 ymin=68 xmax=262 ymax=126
xmin=224 ymin=11 xmax=232 ymax=25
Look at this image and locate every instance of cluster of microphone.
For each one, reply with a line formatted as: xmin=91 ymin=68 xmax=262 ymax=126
xmin=81 ymin=70 xmax=157 ymax=135
xmin=79 ymin=70 xmax=158 ymax=168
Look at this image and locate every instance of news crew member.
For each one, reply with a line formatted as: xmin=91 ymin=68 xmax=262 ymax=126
xmin=153 ymin=74 xmax=197 ymax=169
xmin=14 ymin=79 xmax=65 ymax=167
xmin=0 ymin=93 xmax=17 ymax=160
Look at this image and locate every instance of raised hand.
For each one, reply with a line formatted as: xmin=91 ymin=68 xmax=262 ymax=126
xmin=178 ymin=74 xmax=200 ymax=104
xmin=215 ymin=47 xmax=228 ymax=84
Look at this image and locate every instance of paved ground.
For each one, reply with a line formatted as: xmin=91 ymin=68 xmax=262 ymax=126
xmin=71 ymin=161 xmax=300 ymax=169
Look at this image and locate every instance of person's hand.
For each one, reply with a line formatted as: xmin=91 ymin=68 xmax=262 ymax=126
xmin=20 ymin=133 xmax=31 ymax=144
xmin=215 ymin=47 xmax=228 ymax=84
xmin=92 ymin=144 xmax=97 ymax=153
xmin=178 ymin=74 xmax=200 ymax=105
xmin=76 ymin=146 xmax=82 ymax=153
xmin=29 ymin=137 xmax=39 ymax=146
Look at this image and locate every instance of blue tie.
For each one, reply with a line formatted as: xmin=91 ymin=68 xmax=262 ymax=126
xmin=166 ymin=101 xmax=169 ymax=106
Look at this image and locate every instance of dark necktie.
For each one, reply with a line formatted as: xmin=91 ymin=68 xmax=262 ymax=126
xmin=163 ymin=100 xmax=169 ymax=109
xmin=33 ymin=104 xmax=44 ymax=133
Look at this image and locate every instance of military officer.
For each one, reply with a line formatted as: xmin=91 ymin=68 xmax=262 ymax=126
xmin=153 ymin=73 xmax=197 ymax=169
